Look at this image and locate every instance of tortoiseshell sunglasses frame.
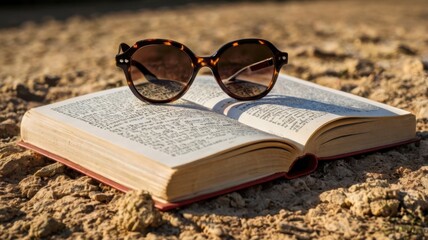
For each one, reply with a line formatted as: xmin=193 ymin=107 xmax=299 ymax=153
xmin=116 ymin=38 xmax=288 ymax=103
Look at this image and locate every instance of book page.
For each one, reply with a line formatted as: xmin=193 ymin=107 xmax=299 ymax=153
xmin=183 ymin=74 xmax=409 ymax=145
xmin=33 ymin=87 xmax=282 ymax=168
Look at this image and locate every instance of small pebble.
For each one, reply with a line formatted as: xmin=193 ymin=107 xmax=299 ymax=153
xmin=205 ymin=224 xmax=224 ymax=237
xmin=34 ymin=162 xmax=65 ymax=177
xmin=398 ymin=44 xmax=417 ymax=55
xmin=114 ymin=190 xmax=162 ymax=232
xmin=370 ymin=199 xmax=400 ymax=217
xmin=19 ymin=175 xmax=44 ymax=198
xmin=44 ymin=74 xmax=61 ymax=86
xmin=15 ymin=83 xmax=44 ymax=102
xmin=89 ymin=192 xmax=112 ymax=203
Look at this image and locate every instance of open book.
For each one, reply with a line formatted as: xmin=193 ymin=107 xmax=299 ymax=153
xmin=19 ymin=74 xmax=417 ymax=210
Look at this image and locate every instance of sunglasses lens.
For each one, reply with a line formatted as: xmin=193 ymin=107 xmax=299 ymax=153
xmin=217 ymin=43 xmax=275 ymax=99
xmin=130 ymin=44 xmax=194 ymax=102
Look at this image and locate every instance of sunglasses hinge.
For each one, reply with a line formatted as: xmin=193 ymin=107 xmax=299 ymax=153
xmin=115 ymin=55 xmax=130 ymax=69
xmin=277 ymin=52 xmax=288 ymax=65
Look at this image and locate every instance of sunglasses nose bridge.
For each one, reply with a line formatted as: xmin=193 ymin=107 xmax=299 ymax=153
xmin=196 ymin=57 xmax=218 ymax=69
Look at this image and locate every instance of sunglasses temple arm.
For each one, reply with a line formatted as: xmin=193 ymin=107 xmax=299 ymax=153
xmin=131 ymin=60 xmax=159 ymax=82
xmin=223 ymin=58 xmax=274 ymax=83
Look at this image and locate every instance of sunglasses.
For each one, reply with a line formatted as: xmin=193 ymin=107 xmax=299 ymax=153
xmin=116 ymin=38 xmax=288 ymax=103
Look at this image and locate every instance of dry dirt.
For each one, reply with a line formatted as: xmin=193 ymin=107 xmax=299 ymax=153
xmin=1 ymin=0 xmax=428 ymax=239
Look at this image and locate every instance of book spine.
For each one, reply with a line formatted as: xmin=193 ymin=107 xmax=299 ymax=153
xmin=284 ymin=153 xmax=318 ymax=179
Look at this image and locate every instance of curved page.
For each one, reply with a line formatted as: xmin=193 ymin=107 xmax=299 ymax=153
xmin=32 ymin=87 xmax=285 ymax=168
xmin=183 ymin=74 xmax=409 ymax=146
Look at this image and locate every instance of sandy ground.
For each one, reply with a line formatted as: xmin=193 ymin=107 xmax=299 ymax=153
xmin=0 ymin=0 xmax=427 ymax=239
